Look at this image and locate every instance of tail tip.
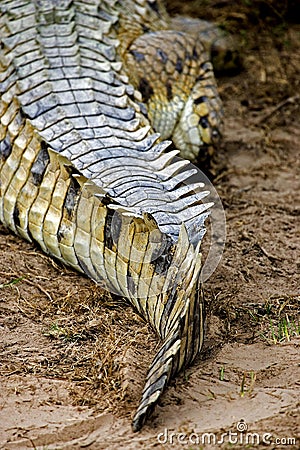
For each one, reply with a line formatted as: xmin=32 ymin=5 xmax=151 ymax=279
xmin=132 ymin=409 xmax=147 ymax=432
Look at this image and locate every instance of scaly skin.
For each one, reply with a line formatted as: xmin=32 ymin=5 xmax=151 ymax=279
xmin=117 ymin=0 xmax=224 ymax=161
xmin=0 ymin=0 xmax=223 ymax=431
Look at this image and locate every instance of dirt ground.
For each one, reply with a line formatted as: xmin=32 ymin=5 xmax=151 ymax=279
xmin=0 ymin=1 xmax=299 ymax=449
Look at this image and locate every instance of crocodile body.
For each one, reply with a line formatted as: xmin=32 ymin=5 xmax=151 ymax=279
xmin=0 ymin=0 xmax=223 ymax=430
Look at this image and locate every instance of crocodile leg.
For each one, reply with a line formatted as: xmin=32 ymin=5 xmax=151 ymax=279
xmin=124 ymin=29 xmax=223 ymax=162
xmin=169 ymin=16 xmax=241 ymax=74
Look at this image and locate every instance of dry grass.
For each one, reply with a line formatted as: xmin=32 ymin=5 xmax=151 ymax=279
xmin=0 ymin=237 xmax=158 ymax=417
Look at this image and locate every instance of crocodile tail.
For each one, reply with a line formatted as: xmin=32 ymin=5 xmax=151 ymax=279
xmin=132 ymin=241 xmax=205 ymax=432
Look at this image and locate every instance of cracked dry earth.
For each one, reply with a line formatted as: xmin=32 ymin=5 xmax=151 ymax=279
xmin=0 ymin=1 xmax=299 ymax=449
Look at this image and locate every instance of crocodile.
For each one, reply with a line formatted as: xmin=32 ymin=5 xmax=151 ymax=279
xmin=0 ymin=0 xmax=225 ymax=431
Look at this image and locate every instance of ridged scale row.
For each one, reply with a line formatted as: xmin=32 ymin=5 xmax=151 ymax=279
xmin=1 ymin=0 xmax=211 ymax=243
xmin=0 ymin=0 xmax=210 ymax=431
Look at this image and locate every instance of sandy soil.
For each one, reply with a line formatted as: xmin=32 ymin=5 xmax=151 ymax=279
xmin=0 ymin=1 xmax=299 ymax=449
